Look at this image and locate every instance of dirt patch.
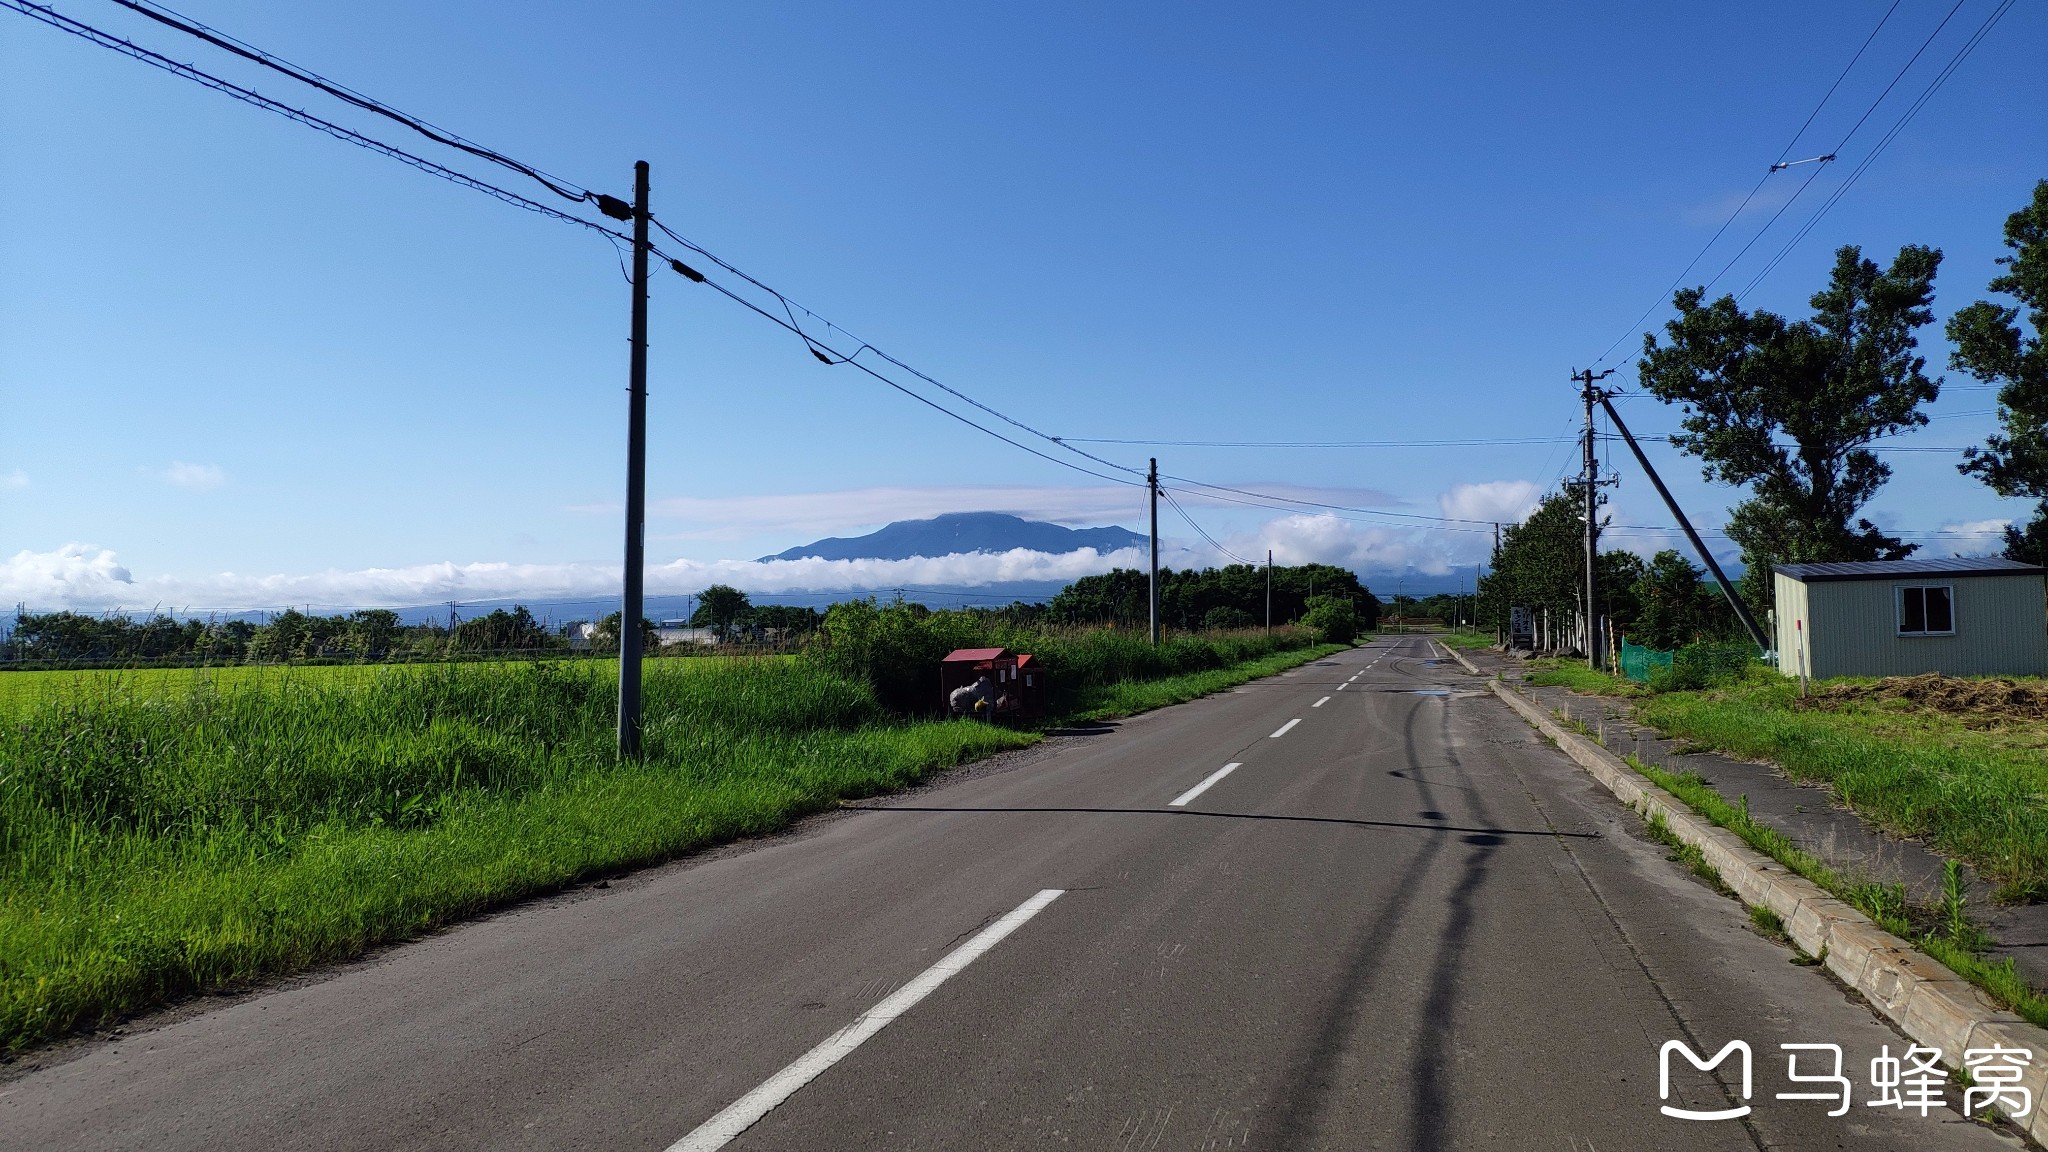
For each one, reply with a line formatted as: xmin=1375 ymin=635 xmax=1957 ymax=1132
xmin=1806 ymin=673 xmax=2048 ymax=724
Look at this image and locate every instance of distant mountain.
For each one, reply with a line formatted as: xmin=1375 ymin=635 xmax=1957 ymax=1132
xmin=762 ymin=512 xmax=1145 ymax=562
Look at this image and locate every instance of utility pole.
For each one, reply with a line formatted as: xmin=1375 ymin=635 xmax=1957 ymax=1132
xmin=1573 ymin=367 xmax=1616 ymax=671
xmin=1492 ymin=521 xmax=1501 ymax=642
xmin=1147 ymin=457 xmax=1160 ymax=645
xmin=1265 ymin=549 xmax=1272 ymax=635
xmin=618 ymin=161 xmax=651 ymax=757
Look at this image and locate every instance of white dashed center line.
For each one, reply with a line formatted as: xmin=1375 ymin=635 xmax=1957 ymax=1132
xmin=1169 ymin=762 xmax=1241 ymax=807
xmin=666 ymin=889 xmax=1066 ymax=1152
xmin=1312 ymin=696 xmax=1330 ymax=707
xmin=1269 ymin=718 xmax=1301 ymax=738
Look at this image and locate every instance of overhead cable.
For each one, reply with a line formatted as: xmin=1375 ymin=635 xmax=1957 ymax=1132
xmin=1159 ymin=486 xmax=1257 ymax=564
xmin=5 ymin=1 xmax=621 ymax=237
xmin=1737 ymin=0 xmax=2017 ymax=299
xmin=1588 ymin=0 xmax=1904 ymax=366
xmin=108 ymin=0 xmax=594 ymax=205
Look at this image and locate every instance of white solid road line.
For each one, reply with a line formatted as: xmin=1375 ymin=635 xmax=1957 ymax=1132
xmin=1269 ymin=718 xmax=1301 ymax=738
xmin=1312 ymin=696 xmax=1330 ymax=708
xmin=666 ymin=889 xmax=1066 ymax=1152
xmin=1169 ymin=762 xmax=1242 ymax=807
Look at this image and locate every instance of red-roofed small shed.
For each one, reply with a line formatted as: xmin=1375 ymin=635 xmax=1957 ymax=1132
xmin=940 ymin=647 xmax=1048 ymax=721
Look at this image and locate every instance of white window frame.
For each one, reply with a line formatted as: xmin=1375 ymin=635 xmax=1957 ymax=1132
xmin=1896 ymin=584 xmax=1956 ymax=637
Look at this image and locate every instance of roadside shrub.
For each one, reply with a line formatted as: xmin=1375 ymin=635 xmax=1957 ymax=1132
xmin=1648 ymin=642 xmax=1756 ymax=692
xmin=807 ymin=598 xmax=1318 ymax=715
xmin=1301 ymin=595 xmax=1357 ymax=645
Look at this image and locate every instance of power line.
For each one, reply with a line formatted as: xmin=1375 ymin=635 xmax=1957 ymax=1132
xmin=1737 ymin=0 xmax=2017 ymax=300
xmin=1159 ymin=486 xmax=1255 ymax=564
xmin=1588 ymin=0 xmax=1904 ymax=366
xmin=11 ymin=1 xmax=1143 ymax=493
xmin=642 ymin=216 xmax=1144 ymax=479
xmin=1059 ymin=435 xmax=1582 ymax=449
xmin=1688 ymin=0 xmax=1974 ymax=300
xmin=4 ymin=0 xmax=622 ymax=237
xmin=107 ymin=0 xmax=594 ymax=204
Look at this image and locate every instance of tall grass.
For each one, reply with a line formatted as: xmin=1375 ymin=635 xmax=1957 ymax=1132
xmin=0 ymin=659 xmax=1022 ymax=1052
xmin=2 ymin=634 xmax=1334 ymax=1052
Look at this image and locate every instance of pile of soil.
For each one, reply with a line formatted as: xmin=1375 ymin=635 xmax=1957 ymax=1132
xmin=1807 ymin=673 xmax=2048 ymax=723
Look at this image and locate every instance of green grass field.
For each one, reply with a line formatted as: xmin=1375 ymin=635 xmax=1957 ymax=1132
xmin=0 ymin=642 xmax=1337 ymax=1053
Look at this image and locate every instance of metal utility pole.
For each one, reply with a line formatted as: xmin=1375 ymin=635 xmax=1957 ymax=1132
xmin=1147 ymin=458 xmax=1160 ymax=645
xmin=618 ymin=161 xmax=651 ymax=757
xmin=1265 ymin=549 xmax=1272 ymax=635
xmin=1596 ymin=393 xmax=1771 ymax=653
xmin=1573 ymin=368 xmax=1615 ymax=671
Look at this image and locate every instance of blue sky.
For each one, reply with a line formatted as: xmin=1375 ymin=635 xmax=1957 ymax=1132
xmin=3 ymin=1 xmax=2044 ymax=610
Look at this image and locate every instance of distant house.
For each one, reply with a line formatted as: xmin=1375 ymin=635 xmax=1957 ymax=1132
xmin=563 ymin=621 xmax=599 ymax=651
xmin=1774 ymin=558 xmax=2048 ymax=680
xmin=656 ymin=625 xmax=723 ymax=647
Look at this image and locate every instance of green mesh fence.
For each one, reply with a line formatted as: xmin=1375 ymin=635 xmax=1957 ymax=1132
xmin=1619 ymin=639 xmax=1674 ymax=683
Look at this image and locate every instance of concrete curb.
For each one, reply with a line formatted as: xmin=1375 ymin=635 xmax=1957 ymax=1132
xmin=1438 ymin=641 xmax=1482 ymax=677
xmin=1480 ymin=673 xmax=2048 ymax=1139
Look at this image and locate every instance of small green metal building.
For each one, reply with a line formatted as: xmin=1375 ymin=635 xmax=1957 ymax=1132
xmin=1773 ymin=557 xmax=2048 ymax=680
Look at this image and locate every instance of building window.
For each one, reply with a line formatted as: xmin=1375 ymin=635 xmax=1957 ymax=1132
xmin=1897 ymin=585 xmax=1955 ymax=636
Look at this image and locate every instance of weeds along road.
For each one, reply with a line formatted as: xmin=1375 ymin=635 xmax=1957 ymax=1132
xmin=0 ymin=639 xmax=2017 ymax=1151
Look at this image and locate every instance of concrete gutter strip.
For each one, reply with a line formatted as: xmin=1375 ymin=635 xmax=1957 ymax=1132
xmin=1473 ymin=659 xmax=2048 ymax=1141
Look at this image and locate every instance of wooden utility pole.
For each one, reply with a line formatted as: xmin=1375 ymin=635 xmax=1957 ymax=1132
xmin=1265 ymin=549 xmax=1272 ymax=635
xmin=1572 ymin=368 xmax=1615 ymax=671
xmin=618 ymin=161 xmax=651 ymax=756
xmin=1147 ymin=458 xmax=1160 ymax=645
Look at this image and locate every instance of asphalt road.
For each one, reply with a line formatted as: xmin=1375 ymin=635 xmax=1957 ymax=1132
xmin=2 ymin=638 xmax=2022 ymax=1151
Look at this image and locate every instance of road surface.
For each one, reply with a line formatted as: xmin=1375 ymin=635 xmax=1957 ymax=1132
xmin=1 ymin=638 xmax=2018 ymax=1150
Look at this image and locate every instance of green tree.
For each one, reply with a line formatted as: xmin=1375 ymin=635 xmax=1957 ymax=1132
xmin=1202 ymin=605 xmax=1256 ymax=630
xmin=452 ymin=606 xmax=551 ymax=652
xmin=691 ymin=584 xmax=754 ymax=640
xmin=1639 ymin=244 xmax=1942 ymax=609
xmin=1476 ymin=487 xmax=1646 ymax=642
xmin=1627 ymin=550 xmax=1735 ymax=650
xmin=596 ymin=611 xmax=659 ymax=652
xmin=1301 ymin=595 xmax=1357 ymax=645
xmin=1951 ymin=180 xmax=2048 ymax=563
xmin=752 ymin=604 xmax=823 ymax=636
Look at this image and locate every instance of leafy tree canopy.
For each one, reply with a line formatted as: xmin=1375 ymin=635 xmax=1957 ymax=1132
xmin=1951 ymin=180 xmax=2048 ymax=563
xmin=1639 ymin=244 xmax=1941 ymax=607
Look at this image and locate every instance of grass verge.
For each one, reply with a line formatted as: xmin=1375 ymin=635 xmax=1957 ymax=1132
xmin=1434 ymin=631 xmax=1497 ymax=650
xmin=1636 ymin=677 xmax=2048 ymax=903
xmin=1522 ymin=658 xmax=1646 ymax=697
xmin=1623 ymin=751 xmax=2048 ymax=1029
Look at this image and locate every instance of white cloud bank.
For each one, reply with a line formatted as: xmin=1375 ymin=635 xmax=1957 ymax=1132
xmin=1 ymin=542 xmax=1152 ymax=612
xmin=8 ymin=478 xmax=1547 ymax=611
